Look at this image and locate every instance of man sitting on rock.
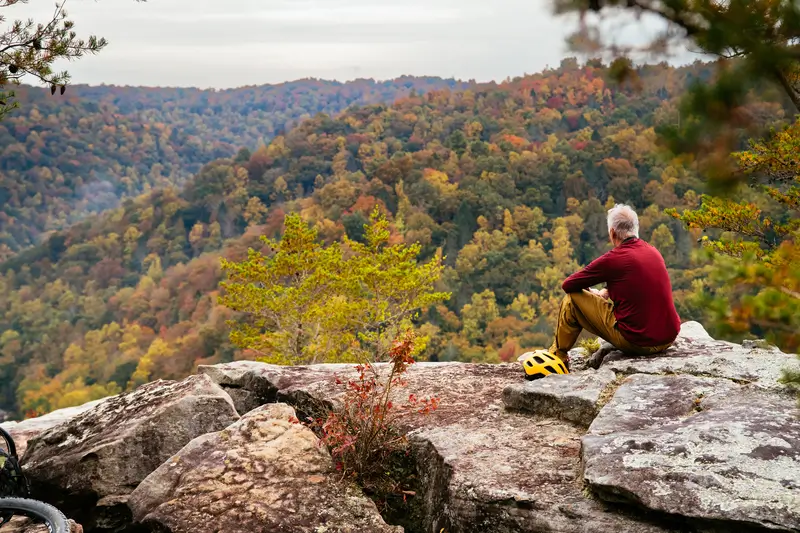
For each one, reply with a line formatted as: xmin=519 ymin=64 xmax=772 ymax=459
xmin=548 ymin=203 xmax=681 ymax=370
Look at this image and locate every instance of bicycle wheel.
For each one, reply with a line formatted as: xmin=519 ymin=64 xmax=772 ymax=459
xmin=0 ymin=498 xmax=70 ymax=533
xmin=0 ymin=428 xmax=15 ymax=459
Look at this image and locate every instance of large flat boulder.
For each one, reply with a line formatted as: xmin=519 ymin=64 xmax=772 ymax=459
xmin=129 ymin=403 xmax=401 ymax=533
xmin=502 ymin=368 xmax=618 ymax=427
xmin=1 ymin=398 xmax=110 ymax=458
xmin=602 ymin=321 xmax=798 ymax=390
xmin=583 ymin=374 xmax=800 ymax=531
xmin=586 ymin=373 xmax=739 ymax=436
xmin=21 ymin=374 xmax=239 ymax=531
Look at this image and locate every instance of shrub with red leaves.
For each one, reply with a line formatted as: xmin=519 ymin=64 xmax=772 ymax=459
xmin=312 ymin=329 xmax=439 ymax=493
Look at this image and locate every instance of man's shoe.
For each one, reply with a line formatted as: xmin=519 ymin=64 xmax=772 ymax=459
xmin=587 ymin=343 xmax=615 ymax=369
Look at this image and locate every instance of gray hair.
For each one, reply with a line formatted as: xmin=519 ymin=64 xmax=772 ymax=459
xmin=607 ymin=204 xmax=639 ymax=239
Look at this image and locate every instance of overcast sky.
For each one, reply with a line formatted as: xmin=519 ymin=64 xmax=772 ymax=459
xmin=7 ymin=0 xmax=695 ymax=89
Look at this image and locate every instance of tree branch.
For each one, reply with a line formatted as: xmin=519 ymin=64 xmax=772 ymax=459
xmin=773 ymin=67 xmax=800 ymax=113
xmin=628 ymin=0 xmax=704 ymax=39
xmin=0 ymin=1 xmax=65 ymax=56
xmin=780 ymin=286 xmax=800 ymax=300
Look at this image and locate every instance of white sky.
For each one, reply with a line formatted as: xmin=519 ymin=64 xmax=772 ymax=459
xmin=5 ymin=0 xmax=698 ymax=88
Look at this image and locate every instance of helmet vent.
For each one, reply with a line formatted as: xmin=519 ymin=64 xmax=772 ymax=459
xmin=534 ymin=356 xmax=544 ymax=364
xmin=544 ymin=365 xmax=556 ymax=373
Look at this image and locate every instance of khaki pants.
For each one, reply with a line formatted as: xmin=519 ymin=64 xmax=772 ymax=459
xmin=549 ymin=290 xmax=672 ymax=364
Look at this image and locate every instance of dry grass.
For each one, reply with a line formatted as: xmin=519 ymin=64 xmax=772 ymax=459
xmin=597 ymin=374 xmax=627 ymax=408
xmin=578 ymin=337 xmax=602 ymax=355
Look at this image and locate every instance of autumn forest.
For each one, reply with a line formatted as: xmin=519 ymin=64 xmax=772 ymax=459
xmin=0 ymin=58 xmax=796 ymax=418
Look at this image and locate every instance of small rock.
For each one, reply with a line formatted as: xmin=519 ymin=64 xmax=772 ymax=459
xmin=586 ymin=339 xmax=618 ymax=370
xmin=502 ymin=369 xmax=618 ymax=426
xmin=567 ymin=347 xmax=589 ymax=371
xmin=676 ymin=320 xmax=715 ymax=341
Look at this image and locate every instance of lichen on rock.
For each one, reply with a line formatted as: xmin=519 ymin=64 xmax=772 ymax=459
xmin=603 ymin=321 xmax=798 ymax=390
xmin=0 ymin=398 xmax=109 ymax=458
xmin=583 ymin=374 xmax=800 ymax=531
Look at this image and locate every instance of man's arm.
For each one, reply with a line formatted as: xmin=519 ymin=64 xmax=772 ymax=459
xmin=562 ymin=253 xmax=611 ymax=293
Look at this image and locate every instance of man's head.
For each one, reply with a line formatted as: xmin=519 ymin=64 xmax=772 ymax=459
xmin=606 ymin=204 xmax=639 ymax=247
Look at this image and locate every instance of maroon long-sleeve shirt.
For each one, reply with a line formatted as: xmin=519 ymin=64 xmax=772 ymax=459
xmin=562 ymin=237 xmax=681 ymax=347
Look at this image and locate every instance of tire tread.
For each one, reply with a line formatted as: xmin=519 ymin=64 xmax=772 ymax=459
xmin=0 ymin=497 xmax=71 ymax=533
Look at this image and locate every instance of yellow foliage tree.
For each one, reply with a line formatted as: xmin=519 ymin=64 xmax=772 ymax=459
xmin=219 ymin=207 xmax=450 ymax=365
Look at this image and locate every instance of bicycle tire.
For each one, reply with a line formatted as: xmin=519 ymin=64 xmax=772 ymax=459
xmin=0 ymin=498 xmax=70 ymax=533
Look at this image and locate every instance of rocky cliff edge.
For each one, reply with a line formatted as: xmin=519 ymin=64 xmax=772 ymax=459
xmin=2 ymin=321 xmax=798 ymax=533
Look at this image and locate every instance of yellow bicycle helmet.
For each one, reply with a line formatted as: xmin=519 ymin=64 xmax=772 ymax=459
xmin=518 ymin=350 xmax=569 ymax=380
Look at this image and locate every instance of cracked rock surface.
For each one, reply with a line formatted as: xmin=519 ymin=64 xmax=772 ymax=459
xmin=201 ymin=361 xmax=681 ymax=532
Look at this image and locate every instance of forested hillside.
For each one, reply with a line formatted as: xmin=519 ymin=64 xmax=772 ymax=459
xmin=0 ymin=77 xmax=469 ymax=255
xmin=0 ymin=59 xmax=790 ymax=417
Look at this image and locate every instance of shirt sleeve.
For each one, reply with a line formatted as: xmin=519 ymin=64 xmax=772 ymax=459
xmin=562 ymin=252 xmax=613 ymax=293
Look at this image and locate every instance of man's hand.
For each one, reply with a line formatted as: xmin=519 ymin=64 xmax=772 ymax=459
xmin=590 ymin=287 xmax=609 ymax=299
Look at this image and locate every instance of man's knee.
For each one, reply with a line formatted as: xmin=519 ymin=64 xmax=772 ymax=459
xmin=564 ymin=289 xmax=594 ymax=306
xmin=562 ymin=290 xmax=599 ymax=318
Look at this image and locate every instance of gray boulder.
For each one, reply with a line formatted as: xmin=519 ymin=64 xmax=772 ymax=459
xmin=583 ymin=374 xmax=800 ymax=531
xmin=1 ymin=398 xmax=110 ymax=458
xmin=502 ymin=368 xmax=619 ymax=426
xmin=21 ymin=374 xmax=239 ymax=531
xmin=198 ymin=360 xmax=356 ymax=417
xmin=129 ymin=403 xmax=401 ymax=533
xmin=411 ymin=410 xmax=679 ymax=533
xmin=602 ymin=321 xmax=798 ymax=390
xmin=198 ymin=360 xmax=523 ymax=429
